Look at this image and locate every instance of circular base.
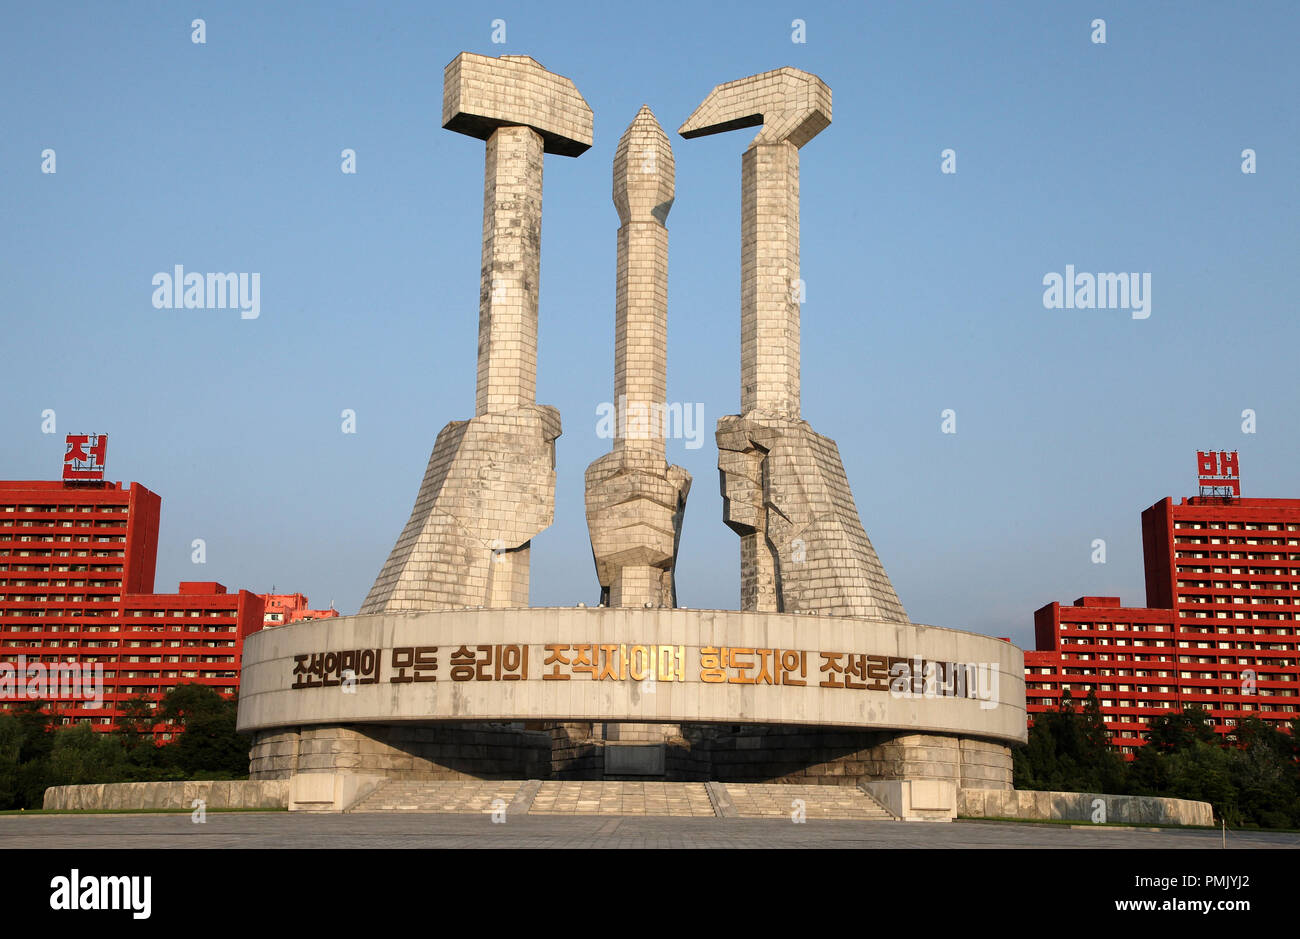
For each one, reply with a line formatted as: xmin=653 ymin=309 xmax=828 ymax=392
xmin=237 ymin=607 xmax=1026 ymax=745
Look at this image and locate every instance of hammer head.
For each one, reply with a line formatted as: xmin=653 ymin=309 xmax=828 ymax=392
xmin=678 ymin=66 xmax=831 ymax=149
xmin=443 ymin=52 xmax=594 ymax=157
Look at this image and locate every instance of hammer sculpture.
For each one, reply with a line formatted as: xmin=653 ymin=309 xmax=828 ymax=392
xmin=362 ymin=54 xmax=592 ymax=612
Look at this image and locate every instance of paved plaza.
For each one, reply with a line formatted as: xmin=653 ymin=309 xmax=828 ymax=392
xmin=0 ymin=813 xmax=1295 ymax=850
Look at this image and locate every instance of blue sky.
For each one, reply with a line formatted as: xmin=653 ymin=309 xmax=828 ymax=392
xmin=2 ymin=1 xmax=1297 ymax=649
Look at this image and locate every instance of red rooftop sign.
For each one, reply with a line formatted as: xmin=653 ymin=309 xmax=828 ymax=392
xmin=63 ymin=434 xmax=108 ymax=481
xmin=1197 ymin=450 xmax=1239 ymax=497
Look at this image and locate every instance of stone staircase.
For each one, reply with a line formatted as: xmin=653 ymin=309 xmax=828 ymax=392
xmin=349 ymin=780 xmax=525 ymax=814
xmin=528 ymin=781 xmax=716 ymax=817
xmin=723 ymin=783 xmax=896 ymax=820
xmin=347 ymin=779 xmax=898 ymax=819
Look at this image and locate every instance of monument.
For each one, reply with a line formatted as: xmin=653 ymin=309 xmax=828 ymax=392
xmin=236 ymin=54 xmax=1026 ymax=813
xmin=361 ymin=53 xmax=591 ymax=613
xmin=680 ymin=68 xmax=907 ymax=621
xmin=584 ymin=105 xmax=691 ymax=613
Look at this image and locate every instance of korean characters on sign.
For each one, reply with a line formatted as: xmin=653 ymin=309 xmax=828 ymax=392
xmin=63 ymin=433 xmax=108 ymax=481
xmin=286 ymin=643 xmax=997 ymax=707
xmin=292 ymin=649 xmax=382 ymax=690
xmin=1197 ymin=450 xmax=1240 ymax=496
xmin=543 ymin=644 xmax=685 ymax=682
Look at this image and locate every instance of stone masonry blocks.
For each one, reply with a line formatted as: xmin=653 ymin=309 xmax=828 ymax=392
xmin=363 ymin=53 xmax=591 ymax=612
xmin=443 ymin=53 xmax=594 ymax=157
xmin=680 ymin=68 xmax=829 ymax=418
xmin=361 ymin=406 xmax=560 ymax=612
xmin=680 ymin=68 xmax=907 ymax=621
xmin=251 ymin=725 xmax=550 ymax=781
xmin=477 ymin=125 xmax=544 ymax=415
xmin=586 ymin=106 xmax=691 ymax=610
xmin=717 ymin=414 xmax=908 ymax=620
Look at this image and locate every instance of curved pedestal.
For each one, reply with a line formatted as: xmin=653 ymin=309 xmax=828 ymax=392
xmin=238 ymin=608 xmax=1025 ymax=792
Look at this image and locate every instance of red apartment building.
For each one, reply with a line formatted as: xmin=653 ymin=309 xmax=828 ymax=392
xmin=116 ymin=582 xmax=263 ymax=739
xmin=0 ymin=479 xmax=265 ymax=741
xmin=1026 ymin=491 xmax=1300 ymax=755
xmin=262 ymin=592 xmax=338 ymax=628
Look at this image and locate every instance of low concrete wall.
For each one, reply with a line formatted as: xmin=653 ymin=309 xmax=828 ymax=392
xmin=958 ymin=787 xmax=1214 ymax=827
xmin=287 ymin=773 xmax=387 ymax=812
xmin=43 ymin=780 xmax=289 ymax=812
xmin=862 ymin=779 xmax=956 ymax=821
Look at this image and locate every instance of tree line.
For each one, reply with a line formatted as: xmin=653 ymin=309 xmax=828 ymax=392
xmin=4 ymin=681 xmax=1297 ymax=826
xmin=1014 ymin=688 xmax=1300 ymax=829
xmin=0 ymin=683 xmax=250 ymax=810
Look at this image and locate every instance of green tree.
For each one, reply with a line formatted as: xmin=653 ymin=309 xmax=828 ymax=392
xmin=1127 ymin=738 xmax=1172 ymax=795
xmin=12 ymin=700 xmax=54 ymax=764
xmin=10 ymin=701 xmax=57 ymax=808
xmin=1013 ymin=688 xmax=1126 ymax=794
xmin=157 ymin=683 xmax=250 ymax=778
xmin=1079 ymin=689 xmax=1128 ymax=793
xmin=1227 ymin=718 xmax=1300 ymax=828
xmin=116 ymin=695 xmax=157 ymax=751
xmin=0 ymin=714 xmax=22 ymax=809
xmin=1167 ymin=740 xmax=1238 ymax=824
xmin=172 ymin=705 xmax=249 ymax=777
xmin=47 ymin=722 xmax=126 ymax=789
xmin=1145 ymin=705 xmax=1216 ymax=752
xmin=159 ymin=683 xmax=228 ymax=726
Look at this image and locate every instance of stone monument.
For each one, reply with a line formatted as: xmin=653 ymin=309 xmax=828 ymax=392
xmin=584 ymin=105 xmax=692 ymax=611
xmin=581 ymin=105 xmax=693 ymax=755
xmin=361 ymin=53 xmax=592 ymax=613
xmin=679 ymin=68 xmax=908 ymax=621
xmin=237 ymin=55 xmax=1025 ymax=813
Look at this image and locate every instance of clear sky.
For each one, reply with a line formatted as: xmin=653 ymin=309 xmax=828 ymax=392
xmin=2 ymin=1 xmax=1297 ymax=649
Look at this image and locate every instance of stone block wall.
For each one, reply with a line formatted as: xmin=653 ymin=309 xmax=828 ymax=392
xmin=959 ymin=737 xmax=1014 ymax=789
xmin=958 ymin=787 xmax=1214 ymax=827
xmin=682 ymin=724 xmax=893 ymax=785
xmin=677 ymin=725 xmax=1013 ymax=789
xmin=44 ymin=780 xmax=289 ymax=811
xmin=250 ymin=723 xmax=550 ymax=780
xmin=547 ymin=721 xmax=604 ymax=779
xmin=249 ymin=721 xmax=1012 ymax=789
